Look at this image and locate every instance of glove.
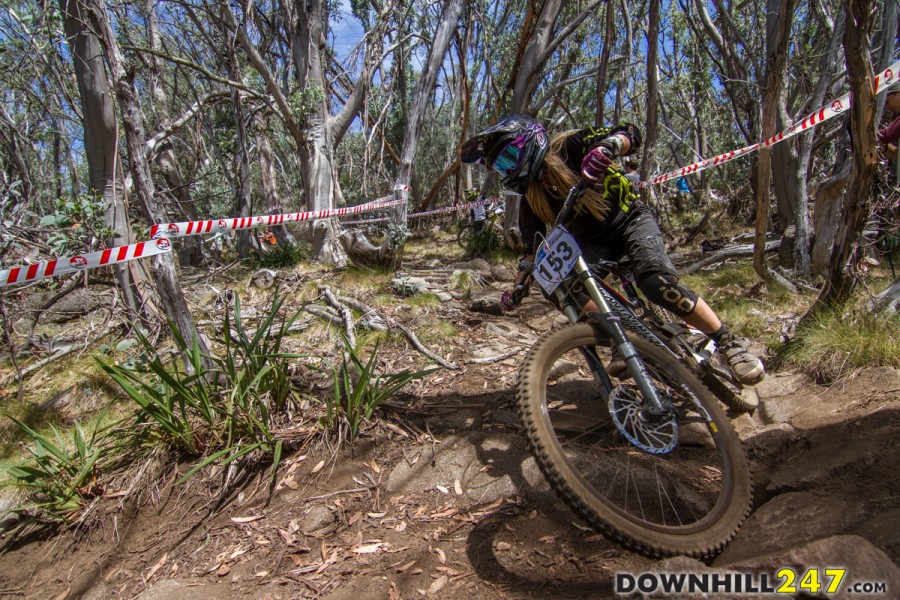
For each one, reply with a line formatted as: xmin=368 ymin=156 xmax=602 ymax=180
xmin=581 ymin=145 xmax=615 ymax=183
xmin=501 ymin=283 xmax=530 ymax=311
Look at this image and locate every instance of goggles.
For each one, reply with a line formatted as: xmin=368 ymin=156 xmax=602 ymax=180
xmin=491 ymin=142 xmax=523 ymax=179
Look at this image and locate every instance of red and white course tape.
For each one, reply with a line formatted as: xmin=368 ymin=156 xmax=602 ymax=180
xmin=150 ymin=196 xmax=406 ymax=239
xmin=1 ymin=238 xmax=173 ymax=288
xmin=635 ymin=58 xmax=900 ymax=187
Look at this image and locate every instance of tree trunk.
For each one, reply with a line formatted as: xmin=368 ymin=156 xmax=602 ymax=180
xmin=59 ymin=0 xmax=147 ymax=321
xmin=753 ymin=0 xmax=794 ymax=281
xmin=639 ymin=0 xmax=660 ymax=202
xmin=614 ymin=0 xmax=633 ymax=123
xmin=595 ymin=1 xmax=616 ymax=124
xmin=86 ymin=0 xmax=209 ymax=359
xmin=806 ymin=0 xmax=878 ymax=317
xmin=144 ymin=0 xmax=202 ymax=267
xmin=284 ymin=0 xmax=394 ymax=266
xmin=388 ymin=0 xmax=465 ymax=267
xmin=253 ymin=113 xmax=296 ymax=246
xmin=772 ymin=12 xmax=845 ymax=275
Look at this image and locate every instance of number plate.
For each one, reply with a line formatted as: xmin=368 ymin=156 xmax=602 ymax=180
xmin=533 ymin=225 xmax=581 ymax=293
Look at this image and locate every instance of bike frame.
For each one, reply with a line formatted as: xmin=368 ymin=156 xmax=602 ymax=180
xmin=532 ymin=182 xmax=720 ymax=419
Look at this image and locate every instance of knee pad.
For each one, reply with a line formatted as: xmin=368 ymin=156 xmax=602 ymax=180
xmin=638 ymin=272 xmax=698 ymax=317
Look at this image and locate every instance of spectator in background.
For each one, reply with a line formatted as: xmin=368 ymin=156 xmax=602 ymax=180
xmin=879 ymin=81 xmax=900 ymax=163
xmin=465 ymin=187 xmax=488 ymax=232
xmin=673 ymin=176 xmax=692 ymax=211
xmin=623 ymin=158 xmax=640 ymax=184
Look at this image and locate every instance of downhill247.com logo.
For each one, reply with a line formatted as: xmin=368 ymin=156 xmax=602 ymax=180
xmin=616 ymin=568 xmax=887 ymax=596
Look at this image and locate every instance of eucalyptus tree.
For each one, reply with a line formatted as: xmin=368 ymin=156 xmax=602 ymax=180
xmin=142 ymin=0 xmax=203 ymax=267
xmin=752 ymin=0 xmax=796 ymax=282
xmin=70 ymin=0 xmax=209 ymax=357
xmin=772 ymin=1 xmax=845 ymax=277
xmin=806 ymin=0 xmax=878 ymax=316
xmin=387 ymin=0 xmax=466 ymax=266
xmin=57 ymin=0 xmax=151 ymax=320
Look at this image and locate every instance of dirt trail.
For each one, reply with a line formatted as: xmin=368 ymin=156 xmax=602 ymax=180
xmin=0 ymin=243 xmax=898 ymax=600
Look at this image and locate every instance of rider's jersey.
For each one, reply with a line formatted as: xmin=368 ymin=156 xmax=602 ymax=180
xmin=519 ymin=127 xmax=639 ymax=255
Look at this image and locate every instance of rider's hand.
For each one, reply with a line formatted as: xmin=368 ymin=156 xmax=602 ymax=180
xmin=501 ymin=283 xmax=529 ymax=312
xmin=581 ymin=146 xmax=615 ymax=183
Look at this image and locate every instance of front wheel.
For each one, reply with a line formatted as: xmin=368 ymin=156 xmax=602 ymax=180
xmin=517 ymin=323 xmax=752 ymax=558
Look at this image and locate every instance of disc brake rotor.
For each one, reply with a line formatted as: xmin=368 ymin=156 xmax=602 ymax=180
xmin=608 ymin=384 xmax=679 ymax=454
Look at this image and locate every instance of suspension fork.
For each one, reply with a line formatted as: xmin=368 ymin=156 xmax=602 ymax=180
xmin=554 ymin=256 xmax=669 ymax=418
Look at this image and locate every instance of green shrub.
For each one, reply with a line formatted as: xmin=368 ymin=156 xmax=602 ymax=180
xmin=250 ymin=242 xmax=308 ymax=269
xmin=782 ymin=308 xmax=900 ymax=382
xmin=5 ymin=412 xmax=114 ymax=523
xmin=321 ymin=339 xmax=438 ymax=443
xmin=99 ymin=290 xmax=306 ymax=484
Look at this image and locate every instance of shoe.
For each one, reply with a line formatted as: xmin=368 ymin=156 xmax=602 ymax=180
xmin=607 ymin=348 xmax=627 ymax=378
xmin=718 ymin=335 xmax=765 ymax=385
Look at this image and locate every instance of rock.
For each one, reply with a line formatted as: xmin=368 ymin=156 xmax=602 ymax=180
xmin=753 ymin=372 xmax=806 ymax=401
xmin=490 ymin=264 xmax=515 ymax=282
xmin=850 ymin=508 xmax=900 ymax=555
xmin=548 ymin=359 xmax=579 ymax=381
xmin=250 ymin=268 xmax=277 ymax=289
xmin=491 ymin=408 xmax=520 ymax=425
xmin=426 ymin=408 xmax=483 ymax=432
xmin=300 ymin=505 xmax=335 ymax=533
xmin=726 ymin=535 xmax=900 ymax=600
xmin=743 ymin=423 xmax=796 ymax=462
xmin=452 ymin=258 xmax=492 ymax=274
xmin=391 ymin=276 xmax=430 ymax=296
xmin=644 ymin=536 xmax=900 ymax=600
xmin=714 ymin=492 xmax=867 ymax=565
xmin=469 ymin=291 xmax=504 ymax=315
xmin=484 ymin=321 xmax=526 ymax=341
xmin=131 ymin=579 xmax=238 ymax=600
xmin=385 ymin=432 xmax=550 ymax=504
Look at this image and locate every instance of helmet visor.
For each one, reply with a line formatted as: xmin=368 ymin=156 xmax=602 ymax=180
xmin=491 ymin=143 xmax=522 ymax=178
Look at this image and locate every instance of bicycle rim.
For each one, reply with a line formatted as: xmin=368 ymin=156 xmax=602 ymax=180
xmin=517 ymin=323 xmax=752 ymax=558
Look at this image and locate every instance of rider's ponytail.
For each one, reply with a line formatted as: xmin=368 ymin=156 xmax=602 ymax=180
xmin=524 ymin=131 xmax=613 ymax=225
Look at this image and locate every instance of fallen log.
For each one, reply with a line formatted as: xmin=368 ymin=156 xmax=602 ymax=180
xmin=870 ymin=277 xmax=900 ymax=314
xmin=681 ymin=240 xmax=781 ymax=274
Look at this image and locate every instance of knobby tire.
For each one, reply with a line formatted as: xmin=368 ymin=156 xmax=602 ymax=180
xmin=516 ymin=323 xmax=752 ymax=558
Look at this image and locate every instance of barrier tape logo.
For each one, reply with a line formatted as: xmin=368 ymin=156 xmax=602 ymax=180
xmin=69 ymin=256 xmax=89 ymax=269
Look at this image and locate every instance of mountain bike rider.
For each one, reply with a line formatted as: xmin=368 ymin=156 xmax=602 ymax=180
xmin=461 ymin=114 xmax=765 ymax=385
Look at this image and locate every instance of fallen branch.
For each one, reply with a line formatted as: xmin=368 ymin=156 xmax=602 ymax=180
xmin=464 ymin=349 xmax=522 ymax=364
xmin=385 ymin=317 xmax=459 ymax=370
xmin=681 ymin=240 xmax=781 ymax=274
xmin=870 ymin=277 xmax=900 ymax=314
xmin=2 ymin=344 xmax=77 ymax=385
xmin=319 ymin=288 xmax=458 ymax=370
xmin=319 ymin=286 xmax=356 ymax=349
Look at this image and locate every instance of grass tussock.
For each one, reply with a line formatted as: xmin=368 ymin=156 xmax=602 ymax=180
xmin=782 ymin=308 xmax=900 ymax=382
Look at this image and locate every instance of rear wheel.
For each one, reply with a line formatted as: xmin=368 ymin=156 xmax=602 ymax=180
xmin=517 ymin=323 xmax=752 ymax=558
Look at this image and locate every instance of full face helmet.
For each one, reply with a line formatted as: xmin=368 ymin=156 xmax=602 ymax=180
xmin=461 ymin=114 xmax=549 ymax=192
